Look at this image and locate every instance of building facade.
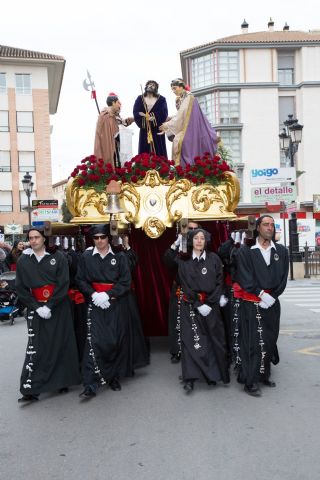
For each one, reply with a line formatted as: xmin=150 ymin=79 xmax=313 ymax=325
xmin=0 ymin=45 xmax=65 ymax=227
xmin=180 ymin=21 xmax=320 ymax=230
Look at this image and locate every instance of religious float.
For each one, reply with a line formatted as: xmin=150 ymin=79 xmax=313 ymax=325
xmin=65 ymin=151 xmax=241 ymax=336
xmin=66 ymin=152 xmax=240 ymax=238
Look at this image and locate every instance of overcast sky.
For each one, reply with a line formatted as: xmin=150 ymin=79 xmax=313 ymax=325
xmin=2 ymin=0 xmax=320 ymax=182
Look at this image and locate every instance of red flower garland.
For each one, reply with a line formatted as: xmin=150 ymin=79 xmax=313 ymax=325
xmin=70 ymin=152 xmax=232 ymax=191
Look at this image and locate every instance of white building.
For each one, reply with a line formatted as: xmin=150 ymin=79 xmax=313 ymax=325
xmin=180 ymin=20 xmax=320 ymax=233
xmin=0 ymin=44 xmax=65 ymax=228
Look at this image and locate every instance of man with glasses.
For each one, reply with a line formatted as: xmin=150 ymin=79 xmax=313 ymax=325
xmin=234 ymin=215 xmax=289 ymax=397
xmin=76 ymin=224 xmax=132 ymax=398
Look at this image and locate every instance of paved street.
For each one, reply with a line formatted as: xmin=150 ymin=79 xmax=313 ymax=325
xmin=1 ymin=280 xmax=320 ymax=480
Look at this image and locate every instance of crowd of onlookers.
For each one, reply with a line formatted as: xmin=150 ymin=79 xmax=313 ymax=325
xmin=0 ymin=240 xmax=28 ymax=274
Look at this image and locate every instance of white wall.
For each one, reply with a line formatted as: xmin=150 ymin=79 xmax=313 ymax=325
xmin=244 ymin=49 xmax=273 ymax=83
xmin=300 ymin=46 xmax=320 ymax=81
xmin=241 ymin=88 xmax=280 ymax=203
xmin=295 ymin=87 xmax=320 ymax=201
xmin=1 ymin=65 xmax=48 ymax=89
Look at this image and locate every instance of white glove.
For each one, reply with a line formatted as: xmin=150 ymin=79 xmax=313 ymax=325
xmin=171 ymin=234 xmax=182 ymax=250
xmin=36 ymin=305 xmax=52 ymax=319
xmin=197 ymin=304 xmax=212 ymax=317
xmin=258 ymin=300 xmax=269 ymax=309
xmin=219 ymin=295 xmax=228 ymax=307
xmin=259 ymin=292 xmax=275 ymax=307
xmin=92 ymin=292 xmax=110 ymax=307
xmin=100 ymin=300 xmax=111 ymax=310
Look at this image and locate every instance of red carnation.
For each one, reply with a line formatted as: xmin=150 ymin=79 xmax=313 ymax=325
xmin=78 ymin=178 xmax=85 ymax=186
xmin=131 ymin=175 xmax=138 ymax=183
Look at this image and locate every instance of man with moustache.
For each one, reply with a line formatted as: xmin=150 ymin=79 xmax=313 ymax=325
xmin=234 ymin=215 xmax=289 ymax=397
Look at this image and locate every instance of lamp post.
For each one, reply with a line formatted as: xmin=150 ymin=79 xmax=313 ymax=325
xmin=21 ymin=172 xmax=34 ymax=229
xmin=279 ymin=114 xmax=304 ymax=280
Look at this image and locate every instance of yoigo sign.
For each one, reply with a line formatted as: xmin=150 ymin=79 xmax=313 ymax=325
xmin=250 ymin=167 xmax=296 ymax=184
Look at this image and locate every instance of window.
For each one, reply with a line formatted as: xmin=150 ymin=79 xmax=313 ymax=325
xmin=198 ymin=91 xmax=239 ymax=125
xmin=0 ymin=191 xmax=13 ymax=212
xmin=278 ymin=51 xmax=294 ymax=85
xmin=0 ymin=110 xmax=9 ymax=132
xmin=198 ymin=93 xmax=216 ymax=125
xmin=0 ymin=73 xmax=6 ymax=94
xmin=15 ymin=74 xmax=31 ymax=95
xmin=279 ymin=97 xmax=295 ymax=129
xmin=219 ymin=91 xmax=239 ymax=124
xmin=17 ymin=111 xmax=33 ymax=133
xmin=191 ymin=54 xmax=214 ymax=89
xmin=18 ymin=151 xmax=35 ymax=172
xmin=219 ymin=130 xmax=241 ymax=163
xmin=217 ymin=51 xmax=239 ymax=83
xmin=0 ymin=151 xmax=11 ymax=172
xmin=20 ymin=190 xmax=37 ymax=211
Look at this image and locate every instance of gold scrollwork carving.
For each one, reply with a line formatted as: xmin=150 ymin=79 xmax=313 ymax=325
xmin=166 ymin=179 xmax=191 ymax=222
xmin=120 ymin=183 xmax=141 ymax=223
xmin=191 ymin=185 xmax=223 ymax=212
xmin=142 ymin=217 xmax=166 ymax=239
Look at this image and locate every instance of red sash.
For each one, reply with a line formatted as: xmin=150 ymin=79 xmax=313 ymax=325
xmin=68 ymin=288 xmax=85 ymax=304
xmin=176 ymin=287 xmax=207 ymax=303
xmin=92 ymin=282 xmax=114 ymax=292
xmin=31 ymin=284 xmax=55 ymax=302
xmin=233 ymin=282 xmax=270 ymax=303
xmin=10 ymin=264 xmax=17 ymax=272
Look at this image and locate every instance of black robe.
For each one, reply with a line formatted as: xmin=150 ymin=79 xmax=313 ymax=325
xmin=234 ymin=243 xmax=289 ymax=385
xmin=123 ymin=248 xmax=150 ymax=369
xmin=163 ymin=247 xmax=182 ymax=356
xmin=176 ymin=251 xmax=230 ymax=384
xmin=75 ymin=249 xmax=132 ymax=387
xmin=15 ymin=250 xmax=81 ymax=395
xmin=66 ymin=249 xmax=87 ymax=362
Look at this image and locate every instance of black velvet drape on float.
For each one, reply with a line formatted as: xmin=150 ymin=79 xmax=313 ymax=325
xmin=130 ymin=221 xmax=228 ymax=336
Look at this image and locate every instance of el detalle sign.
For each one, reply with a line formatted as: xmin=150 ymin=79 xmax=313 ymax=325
xmin=251 ymin=185 xmax=297 ymax=204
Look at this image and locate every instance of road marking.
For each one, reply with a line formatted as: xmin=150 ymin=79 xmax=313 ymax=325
xmin=310 ymin=309 xmax=320 ymax=313
xmin=295 ymin=345 xmax=320 ymax=356
xmin=295 ymin=303 xmax=320 ymax=307
xmin=280 ymin=328 xmax=320 ymax=335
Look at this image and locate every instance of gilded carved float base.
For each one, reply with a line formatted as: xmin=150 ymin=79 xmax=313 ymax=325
xmin=66 ymin=170 xmax=240 ymax=239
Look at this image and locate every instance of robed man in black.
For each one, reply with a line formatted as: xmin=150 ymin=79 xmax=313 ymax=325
xmin=76 ymin=225 xmax=133 ymax=398
xmin=234 ymin=215 xmax=289 ymax=396
xmin=16 ymin=229 xmax=81 ymax=402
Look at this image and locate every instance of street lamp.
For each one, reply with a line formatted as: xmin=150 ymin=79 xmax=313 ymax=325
xmin=22 ymin=172 xmax=34 ymax=229
xmin=279 ymin=114 xmax=304 ymax=280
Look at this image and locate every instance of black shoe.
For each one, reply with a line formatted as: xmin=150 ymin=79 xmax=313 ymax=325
xmin=18 ymin=394 xmax=39 ymax=403
xmin=58 ymin=387 xmax=69 ymax=394
xmin=262 ymin=379 xmax=276 ymax=388
xmin=79 ymin=386 xmax=96 ymax=398
xmin=183 ymin=381 xmax=194 ymax=394
xmin=207 ymin=380 xmax=217 ymax=386
xmin=171 ymin=354 xmax=181 ymax=364
xmin=244 ymin=384 xmax=261 ymax=397
xmin=109 ymin=378 xmax=121 ymax=391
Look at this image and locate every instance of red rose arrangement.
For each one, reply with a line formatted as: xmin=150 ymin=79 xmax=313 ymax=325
xmin=70 ymin=152 xmax=233 ymax=191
